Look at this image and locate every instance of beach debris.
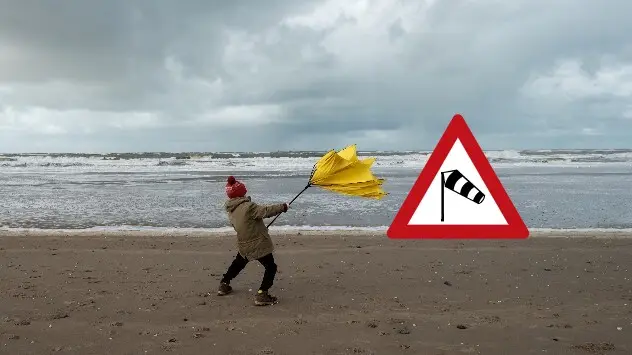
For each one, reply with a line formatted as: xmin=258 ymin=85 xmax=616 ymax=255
xmin=548 ymin=323 xmax=572 ymax=328
xmin=444 ymin=281 xmax=452 ymax=286
xmin=617 ymin=326 xmax=622 ymax=331
xmin=294 ymin=314 xmax=307 ymax=325
xmin=571 ymin=342 xmax=615 ymax=352
xmin=193 ymin=332 xmax=204 ymax=338
xmin=367 ymin=321 xmax=378 ymax=328
xmin=111 ymin=322 xmax=123 ymax=327
xmin=396 ymin=326 xmax=411 ymax=334
xmin=481 ymin=315 xmax=501 ymax=323
xmin=7 ymin=334 xmax=20 ymax=340
xmin=47 ymin=311 xmax=69 ymax=320
xmin=456 ymin=324 xmax=468 ymax=329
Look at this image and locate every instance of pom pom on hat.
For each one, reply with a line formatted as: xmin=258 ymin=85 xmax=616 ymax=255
xmin=227 ymin=176 xmax=236 ymax=185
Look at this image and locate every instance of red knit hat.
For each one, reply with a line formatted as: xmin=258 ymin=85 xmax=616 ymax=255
xmin=226 ymin=176 xmax=247 ymax=198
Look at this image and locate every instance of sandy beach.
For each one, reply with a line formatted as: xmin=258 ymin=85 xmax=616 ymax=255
xmin=1 ymin=230 xmax=631 ymax=355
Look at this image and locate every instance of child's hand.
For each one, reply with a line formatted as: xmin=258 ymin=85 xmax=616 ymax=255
xmin=283 ymin=203 xmax=289 ymax=212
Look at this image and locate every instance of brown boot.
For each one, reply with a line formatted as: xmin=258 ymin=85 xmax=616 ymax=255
xmin=254 ymin=290 xmax=277 ymax=306
xmin=217 ymin=282 xmax=232 ymax=296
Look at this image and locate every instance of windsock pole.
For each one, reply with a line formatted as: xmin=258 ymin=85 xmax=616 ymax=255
xmin=441 ymin=172 xmax=446 ymax=222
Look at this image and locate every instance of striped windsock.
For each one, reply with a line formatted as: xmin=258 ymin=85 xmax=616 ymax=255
xmin=441 ymin=169 xmax=485 ymax=204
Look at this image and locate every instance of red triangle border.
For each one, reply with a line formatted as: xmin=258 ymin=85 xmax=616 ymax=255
xmin=387 ymin=114 xmax=529 ymax=239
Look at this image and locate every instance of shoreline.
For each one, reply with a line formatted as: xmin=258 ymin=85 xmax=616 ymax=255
xmin=2 ymin=227 xmax=632 ymax=239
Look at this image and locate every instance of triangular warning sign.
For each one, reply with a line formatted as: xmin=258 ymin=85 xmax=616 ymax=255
xmin=387 ymin=114 xmax=529 ymax=239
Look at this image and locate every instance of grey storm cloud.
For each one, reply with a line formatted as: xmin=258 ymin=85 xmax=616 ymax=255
xmin=1 ymin=0 xmax=632 ymax=153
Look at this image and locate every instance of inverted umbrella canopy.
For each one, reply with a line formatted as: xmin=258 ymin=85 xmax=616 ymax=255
xmin=311 ymin=145 xmax=386 ymax=198
xmin=267 ymin=144 xmax=387 ymax=228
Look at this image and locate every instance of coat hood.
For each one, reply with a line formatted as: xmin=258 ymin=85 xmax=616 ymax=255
xmin=224 ymin=196 xmax=251 ymax=212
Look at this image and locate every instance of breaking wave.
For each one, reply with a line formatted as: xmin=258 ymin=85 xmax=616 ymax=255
xmin=1 ymin=149 xmax=632 ymax=171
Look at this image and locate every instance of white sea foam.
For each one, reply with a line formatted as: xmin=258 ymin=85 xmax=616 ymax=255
xmin=1 ymin=225 xmax=631 ymax=237
xmin=2 ymin=149 xmax=632 ymax=231
xmin=2 ymin=149 xmax=632 ymax=173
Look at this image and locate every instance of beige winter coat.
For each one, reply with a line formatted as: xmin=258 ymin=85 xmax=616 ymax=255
xmin=224 ymin=196 xmax=287 ymax=260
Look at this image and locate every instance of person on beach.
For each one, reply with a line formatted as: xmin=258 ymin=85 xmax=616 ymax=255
xmin=218 ymin=175 xmax=289 ymax=306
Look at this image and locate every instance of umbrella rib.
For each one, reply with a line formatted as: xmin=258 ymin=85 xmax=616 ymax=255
xmin=314 ymin=179 xmax=385 ymax=187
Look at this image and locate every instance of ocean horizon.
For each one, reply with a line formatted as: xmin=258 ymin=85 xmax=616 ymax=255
xmin=2 ymin=149 xmax=632 ymax=231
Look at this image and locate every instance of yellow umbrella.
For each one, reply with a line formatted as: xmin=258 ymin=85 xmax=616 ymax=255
xmin=267 ymin=144 xmax=387 ymax=228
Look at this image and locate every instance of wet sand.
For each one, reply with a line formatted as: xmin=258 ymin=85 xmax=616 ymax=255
xmin=0 ymin=230 xmax=631 ymax=354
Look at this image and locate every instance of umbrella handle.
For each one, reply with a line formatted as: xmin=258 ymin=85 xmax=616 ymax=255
xmin=266 ymin=184 xmax=311 ymax=229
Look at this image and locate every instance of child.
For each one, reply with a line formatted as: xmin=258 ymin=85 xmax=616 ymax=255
xmin=218 ymin=176 xmax=289 ymax=306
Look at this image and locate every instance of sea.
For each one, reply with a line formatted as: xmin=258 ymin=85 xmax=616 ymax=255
xmin=1 ymin=149 xmax=632 ymax=233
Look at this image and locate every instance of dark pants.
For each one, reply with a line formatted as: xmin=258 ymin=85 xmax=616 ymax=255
xmin=221 ymin=252 xmax=277 ymax=291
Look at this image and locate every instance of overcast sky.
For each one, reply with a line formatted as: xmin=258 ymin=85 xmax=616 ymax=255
xmin=1 ymin=0 xmax=631 ymax=153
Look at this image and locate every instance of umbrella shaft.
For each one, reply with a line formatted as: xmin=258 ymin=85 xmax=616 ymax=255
xmin=266 ymin=184 xmax=310 ymax=229
xmin=288 ymin=185 xmax=310 ymax=205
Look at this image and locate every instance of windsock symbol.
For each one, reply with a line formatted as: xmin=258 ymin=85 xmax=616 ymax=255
xmin=442 ymin=169 xmax=485 ymax=204
xmin=440 ymin=169 xmax=485 ymax=222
